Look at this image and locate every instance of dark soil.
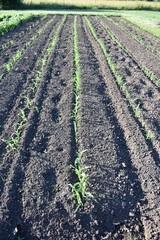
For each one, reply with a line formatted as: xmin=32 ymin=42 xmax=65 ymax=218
xmin=0 ymin=15 xmax=62 ymax=135
xmin=89 ymin=16 xmax=160 ymax=162
xmin=0 ymin=14 xmax=159 ymax=240
xmin=110 ymin=16 xmax=160 ymax=58
xmin=0 ymin=15 xmax=42 ymax=60
xmin=100 ymin=16 xmax=160 ymax=80
xmin=0 ymin=15 xmax=56 ymax=75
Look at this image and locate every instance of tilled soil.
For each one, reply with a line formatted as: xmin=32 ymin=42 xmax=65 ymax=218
xmin=89 ymin=16 xmax=160 ymax=161
xmin=0 ymin=15 xmax=57 ymax=77
xmin=0 ymin=15 xmax=62 ymax=135
xmin=0 ymin=14 xmax=159 ymax=240
xmin=0 ymin=15 xmax=43 ymax=64
xmin=0 ymin=16 xmax=41 ymax=49
xmin=109 ymin=16 xmax=160 ymax=58
xmin=100 ymin=16 xmax=160 ymax=80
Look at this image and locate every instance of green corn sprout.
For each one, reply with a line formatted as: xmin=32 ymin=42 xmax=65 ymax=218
xmin=135 ymin=103 xmax=141 ymax=118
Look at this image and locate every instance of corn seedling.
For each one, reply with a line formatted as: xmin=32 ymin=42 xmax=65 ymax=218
xmin=86 ymin=16 xmax=153 ymax=140
xmin=19 ymin=108 xmax=26 ymax=123
xmin=24 ymin=96 xmax=33 ymax=109
xmin=156 ymin=79 xmax=160 ymax=87
xmin=145 ymin=130 xmax=153 ymax=140
xmin=47 ymin=15 xmax=66 ymax=55
xmin=69 ymin=17 xmax=95 ymax=211
xmin=110 ymin=18 xmax=160 ymax=59
xmin=125 ymin=89 xmax=130 ymax=99
xmin=117 ymin=75 xmax=123 ymax=85
xmin=2 ymin=17 xmax=55 ymax=74
xmin=2 ymin=109 xmax=26 ymax=151
xmin=120 ymin=82 xmax=127 ymax=92
xmin=0 ymin=74 xmax=3 ymax=81
xmin=100 ymin=17 xmax=158 ymax=89
xmin=4 ymin=63 xmax=11 ymax=72
xmin=142 ymin=117 xmax=145 ymax=128
xmin=135 ymin=103 xmax=141 ymax=118
xmin=72 ymin=15 xmax=81 ymax=142
xmin=2 ymin=16 xmax=66 ymax=152
xmin=69 ymin=150 xmax=96 ymax=212
xmin=96 ymin=17 xmax=124 ymax=49
xmin=142 ymin=65 xmax=158 ymax=86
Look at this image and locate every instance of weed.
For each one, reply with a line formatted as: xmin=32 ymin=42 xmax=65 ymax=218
xmin=2 ymin=43 xmax=6 ymax=49
xmin=0 ymin=174 xmax=6 ymax=183
xmin=35 ymin=106 xmax=39 ymax=113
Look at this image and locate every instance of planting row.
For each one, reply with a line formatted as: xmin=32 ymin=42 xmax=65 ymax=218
xmin=0 ymin=15 xmax=63 ymax=137
xmin=87 ymin=16 xmax=160 ymax=157
xmin=0 ymin=15 xmax=57 ymax=80
xmin=110 ymin=16 xmax=160 ymax=58
xmin=0 ymin=15 xmax=44 ymax=51
xmin=0 ymin=15 xmax=159 ymax=239
xmin=102 ymin=16 xmax=160 ymax=84
xmin=0 ymin=14 xmax=35 ymax=35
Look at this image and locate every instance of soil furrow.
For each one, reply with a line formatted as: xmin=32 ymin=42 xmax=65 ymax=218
xmin=0 ymin=15 xmax=40 ymax=48
xmin=83 ymin=16 xmax=160 ymax=240
xmin=20 ymin=15 xmax=75 ymax=239
xmin=76 ymin=15 xmax=144 ymax=239
xmin=0 ymin=15 xmax=64 ymax=197
xmin=0 ymin=16 xmax=44 ymax=60
xmin=0 ymin=15 xmax=55 ymax=76
xmin=0 ymin=15 xmax=62 ymax=135
xmin=100 ymin=16 xmax=160 ymax=80
xmin=89 ymin=16 xmax=160 ymax=160
xmin=0 ymin=16 xmax=69 ymax=240
xmin=111 ymin=16 xmax=160 ymax=58
xmin=0 ymin=14 xmax=159 ymax=240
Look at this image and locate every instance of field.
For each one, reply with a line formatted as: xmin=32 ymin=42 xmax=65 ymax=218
xmin=22 ymin=0 xmax=160 ymax=11
xmin=0 ymin=14 xmax=160 ymax=240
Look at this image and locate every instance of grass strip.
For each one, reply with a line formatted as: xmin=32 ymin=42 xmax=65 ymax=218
xmin=85 ymin=16 xmax=153 ymax=140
